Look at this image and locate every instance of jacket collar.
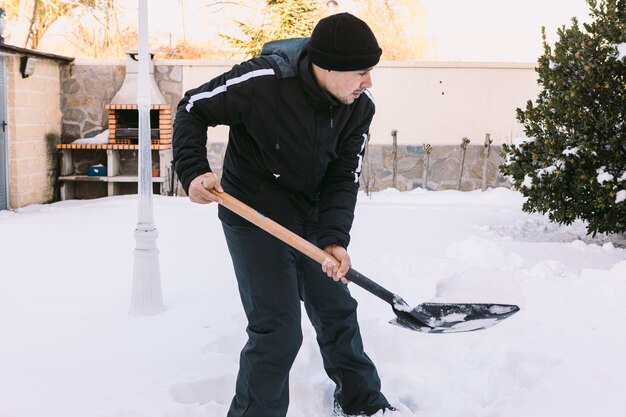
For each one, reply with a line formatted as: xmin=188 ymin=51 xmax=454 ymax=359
xmin=299 ymin=55 xmax=340 ymax=111
xmin=260 ymin=38 xmax=340 ymax=112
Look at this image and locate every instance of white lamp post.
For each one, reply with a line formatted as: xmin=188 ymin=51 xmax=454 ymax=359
xmin=131 ymin=0 xmax=164 ymax=316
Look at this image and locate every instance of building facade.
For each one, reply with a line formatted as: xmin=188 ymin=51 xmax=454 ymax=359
xmin=0 ymin=43 xmax=73 ymax=209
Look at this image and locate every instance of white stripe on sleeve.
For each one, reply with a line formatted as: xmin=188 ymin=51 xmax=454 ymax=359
xmin=185 ymin=68 xmax=275 ymax=112
xmin=353 ymin=133 xmax=368 ymax=183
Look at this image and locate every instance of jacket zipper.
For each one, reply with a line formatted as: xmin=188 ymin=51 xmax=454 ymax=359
xmin=329 ymin=106 xmax=334 ymax=128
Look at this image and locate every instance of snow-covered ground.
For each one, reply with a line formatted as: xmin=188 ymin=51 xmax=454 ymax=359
xmin=1 ymin=188 xmax=624 ymax=417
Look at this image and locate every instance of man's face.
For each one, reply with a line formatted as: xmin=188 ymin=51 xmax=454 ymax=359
xmin=321 ymin=68 xmax=374 ymax=105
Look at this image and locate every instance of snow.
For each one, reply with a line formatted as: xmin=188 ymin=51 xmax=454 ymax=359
xmin=1 ymin=188 xmax=625 ymax=417
xmin=562 ymin=147 xmax=579 ymax=156
xmin=511 ymin=136 xmax=535 ymax=147
xmin=616 ymin=190 xmax=626 ymax=204
xmin=596 ymin=167 xmax=614 ymax=184
xmin=536 ymin=162 xmax=563 ymax=178
xmin=72 ymin=129 xmax=109 ymax=144
xmin=616 ymin=43 xmax=626 ymax=60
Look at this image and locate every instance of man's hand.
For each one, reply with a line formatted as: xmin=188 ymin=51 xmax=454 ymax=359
xmin=188 ymin=172 xmax=224 ymax=204
xmin=322 ymin=244 xmax=351 ymax=284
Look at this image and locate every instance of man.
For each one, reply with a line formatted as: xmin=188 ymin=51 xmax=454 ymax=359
xmin=173 ymin=12 xmax=393 ymax=417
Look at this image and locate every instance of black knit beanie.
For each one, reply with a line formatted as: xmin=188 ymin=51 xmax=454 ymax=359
xmin=308 ymin=13 xmax=382 ymax=71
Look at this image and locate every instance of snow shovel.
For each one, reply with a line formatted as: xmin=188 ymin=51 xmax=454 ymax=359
xmin=203 ymin=184 xmax=519 ymax=334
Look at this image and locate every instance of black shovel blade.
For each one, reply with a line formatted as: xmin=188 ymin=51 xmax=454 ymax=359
xmin=391 ymin=302 xmax=520 ymax=334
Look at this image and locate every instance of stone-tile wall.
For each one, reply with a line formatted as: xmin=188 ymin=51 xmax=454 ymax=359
xmin=60 ymin=64 xmax=125 ymax=140
xmin=155 ymin=65 xmax=183 ymax=111
xmin=197 ymin=140 xmax=509 ymax=196
xmin=362 ymin=143 xmax=509 ymax=192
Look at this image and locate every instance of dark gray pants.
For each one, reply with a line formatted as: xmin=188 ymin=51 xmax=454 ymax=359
xmin=222 ymin=222 xmax=389 ymax=417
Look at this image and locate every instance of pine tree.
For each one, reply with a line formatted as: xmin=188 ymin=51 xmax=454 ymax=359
xmin=221 ymin=0 xmax=319 ymax=58
xmin=500 ymin=0 xmax=626 ymax=236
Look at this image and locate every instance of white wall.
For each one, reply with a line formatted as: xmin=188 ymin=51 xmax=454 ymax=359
xmin=171 ymin=59 xmax=540 ymax=146
xmin=369 ymin=61 xmax=539 ymax=146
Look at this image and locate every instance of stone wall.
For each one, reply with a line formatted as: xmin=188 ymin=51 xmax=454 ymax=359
xmin=60 ymin=64 xmax=125 ymax=140
xmin=361 ymin=143 xmax=509 ymax=192
xmin=196 ymin=140 xmax=509 ymax=196
xmin=60 ymin=60 xmax=182 ymax=142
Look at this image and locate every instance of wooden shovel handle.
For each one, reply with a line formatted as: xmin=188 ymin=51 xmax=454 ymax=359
xmin=203 ymin=184 xmax=403 ymax=307
xmin=207 ymin=188 xmax=339 ymax=268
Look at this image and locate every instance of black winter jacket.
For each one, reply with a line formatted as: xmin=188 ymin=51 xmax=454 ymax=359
xmin=173 ymin=38 xmax=375 ymax=249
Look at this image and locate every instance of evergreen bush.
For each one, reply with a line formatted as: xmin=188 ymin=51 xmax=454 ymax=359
xmin=501 ymin=0 xmax=625 ymax=236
